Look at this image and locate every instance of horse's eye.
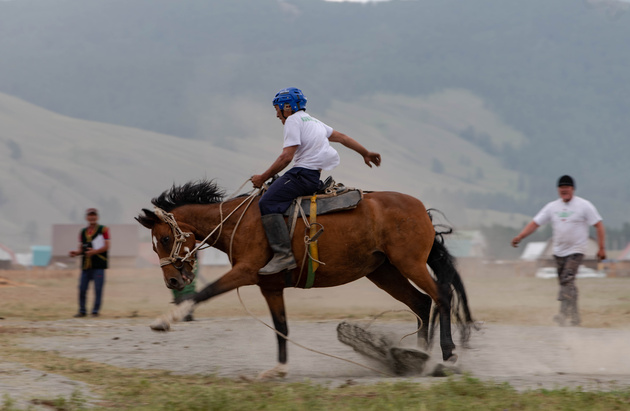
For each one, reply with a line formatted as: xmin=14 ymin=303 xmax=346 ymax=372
xmin=161 ymin=236 xmax=170 ymax=245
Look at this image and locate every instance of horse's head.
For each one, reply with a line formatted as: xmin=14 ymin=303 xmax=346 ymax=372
xmin=136 ymin=208 xmax=198 ymax=291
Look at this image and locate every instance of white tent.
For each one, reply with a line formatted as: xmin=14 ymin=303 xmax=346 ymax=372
xmin=519 ymin=241 xmax=547 ymax=261
xmin=199 ymin=248 xmax=230 ymax=266
xmin=0 ymin=244 xmax=15 ymax=262
xmin=0 ymin=243 xmax=16 ymax=269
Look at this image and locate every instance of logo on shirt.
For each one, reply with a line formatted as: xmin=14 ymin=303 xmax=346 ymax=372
xmin=301 ymin=116 xmax=319 ymax=123
xmin=556 ymin=210 xmax=574 ymax=221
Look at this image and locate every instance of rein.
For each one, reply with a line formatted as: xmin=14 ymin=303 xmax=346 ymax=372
xmin=154 ymin=179 xmax=260 ymax=269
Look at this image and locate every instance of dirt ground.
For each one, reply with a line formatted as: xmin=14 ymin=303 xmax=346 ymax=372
xmin=1 ymin=262 xmax=630 ymax=408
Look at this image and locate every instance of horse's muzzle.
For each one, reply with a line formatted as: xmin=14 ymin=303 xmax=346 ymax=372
xmin=163 ymin=269 xmax=194 ymax=291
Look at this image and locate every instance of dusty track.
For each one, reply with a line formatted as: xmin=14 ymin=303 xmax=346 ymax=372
xmin=1 ymin=264 xmax=630 ymax=408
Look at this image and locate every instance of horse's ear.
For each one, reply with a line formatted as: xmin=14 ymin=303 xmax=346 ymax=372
xmin=136 ymin=208 xmax=159 ymax=229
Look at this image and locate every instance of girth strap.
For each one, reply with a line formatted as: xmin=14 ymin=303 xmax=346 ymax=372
xmin=306 ymin=196 xmax=320 ymax=288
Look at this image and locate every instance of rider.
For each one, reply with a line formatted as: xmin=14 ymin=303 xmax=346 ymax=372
xmin=251 ymin=87 xmax=382 ymax=275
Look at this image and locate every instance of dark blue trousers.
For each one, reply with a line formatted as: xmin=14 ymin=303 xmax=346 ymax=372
xmin=78 ymin=268 xmax=105 ymax=315
xmin=259 ymin=167 xmax=322 ymax=215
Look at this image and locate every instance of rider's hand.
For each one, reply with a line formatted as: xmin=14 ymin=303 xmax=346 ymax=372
xmin=251 ymin=174 xmax=266 ymax=188
xmin=364 ymin=152 xmax=381 ymax=168
xmin=511 ymin=236 xmax=521 ymax=247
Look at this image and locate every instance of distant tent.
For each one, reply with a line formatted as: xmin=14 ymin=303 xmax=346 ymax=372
xmin=0 ymin=243 xmax=16 ymax=263
xmin=0 ymin=243 xmax=16 ymax=269
xmin=618 ymin=243 xmax=630 ymax=261
xmin=443 ymin=230 xmax=486 ymax=258
xmin=519 ymin=242 xmax=547 ymax=261
xmin=199 ymin=248 xmax=230 ymax=266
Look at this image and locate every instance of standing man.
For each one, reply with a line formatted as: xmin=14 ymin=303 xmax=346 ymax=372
xmin=251 ymin=87 xmax=381 ymax=275
xmin=511 ymin=175 xmax=606 ymax=326
xmin=69 ymin=208 xmax=110 ymax=318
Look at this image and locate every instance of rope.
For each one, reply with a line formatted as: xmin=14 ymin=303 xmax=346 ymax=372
xmin=363 ymin=309 xmax=424 ymax=346
xmin=157 ymin=178 xmax=425 ymax=378
xmin=181 ymin=180 xmax=260 ymax=262
xmin=154 ymin=179 xmax=258 ymax=270
xmin=153 ymin=208 xmax=194 ymax=269
xmin=236 ymin=288 xmax=395 ymax=378
xmin=225 ymin=192 xmax=258 ymax=264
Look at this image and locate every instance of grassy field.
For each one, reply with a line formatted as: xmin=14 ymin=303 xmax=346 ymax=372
xmin=2 ymin=342 xmax=630 ymax=411
xmin=1 ymin=264 xmax=630 ymax=410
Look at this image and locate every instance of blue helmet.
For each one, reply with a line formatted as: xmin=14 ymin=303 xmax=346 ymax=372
xmin=272 ymin=87 xmax=307 ymax=112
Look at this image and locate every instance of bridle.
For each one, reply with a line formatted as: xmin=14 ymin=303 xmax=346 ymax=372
xmin=152 ymin=180 xmax=261 ymax=271
xmin=153 ymin=207 xmax=197 ymax=271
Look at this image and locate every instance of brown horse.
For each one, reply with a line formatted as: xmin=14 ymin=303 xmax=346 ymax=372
xmin=136 ymin=180 xmax=473 ymax=376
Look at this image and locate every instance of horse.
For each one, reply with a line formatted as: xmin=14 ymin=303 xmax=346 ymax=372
xmin=136 ymin=180 xmax=474 ymax=378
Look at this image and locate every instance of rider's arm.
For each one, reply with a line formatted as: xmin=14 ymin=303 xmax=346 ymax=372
xmin=329 ymin=130 xmax=381 ymax=168
xmin=251 ymin=145 xmax=298 ymax=188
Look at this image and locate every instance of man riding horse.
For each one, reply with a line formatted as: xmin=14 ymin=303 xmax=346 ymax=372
xmin=251 ymin=87 xmax=382 ymax=275
xmin=137 ymin=89 xmax=474 ymax=372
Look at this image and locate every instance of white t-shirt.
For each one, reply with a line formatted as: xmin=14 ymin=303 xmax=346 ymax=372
xmin=283 ymin=111 xmax=340 ymax=171
xmin=533 ymin=195 xmax=602 ymax=257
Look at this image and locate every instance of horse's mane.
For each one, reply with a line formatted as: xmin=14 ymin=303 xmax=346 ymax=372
xmin=151 ymin=180 xmax=227 ymax=212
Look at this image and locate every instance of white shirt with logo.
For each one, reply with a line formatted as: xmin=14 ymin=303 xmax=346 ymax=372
xmin=533 ymin=195 xmax=602 ymax=257
xmin=283 ymin=111 xmax=340 ymax=171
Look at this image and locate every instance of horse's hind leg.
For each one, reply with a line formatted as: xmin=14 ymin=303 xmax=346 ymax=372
xmin=387 ymin=255 xmax=457 ymax=362
xmin=367 ymin=262 xmax=433 ymax=349
xmin=257 ymin=286 xmax=289 ymax=379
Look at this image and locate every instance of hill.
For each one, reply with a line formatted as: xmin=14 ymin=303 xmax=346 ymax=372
xmin=0 ymin=90 xmax=533 ymax=251
xmin=1 ymin=0 xmax=629 ymax=245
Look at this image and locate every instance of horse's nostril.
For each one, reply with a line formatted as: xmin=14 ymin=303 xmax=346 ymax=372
xmin=169 ymin=278 xmax=179 ymax=287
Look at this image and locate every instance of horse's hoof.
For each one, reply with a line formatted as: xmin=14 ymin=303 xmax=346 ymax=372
xmin=150 ymin=319 xmax=170 ymax=332
xmin=256 ymin=364 xmax=288 ymax=380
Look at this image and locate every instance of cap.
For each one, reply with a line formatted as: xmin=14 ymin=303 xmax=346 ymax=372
xmin=557 ymin=175 xmax=574 ymax=187
xmin=85 ymin=208 xmax=98 ymax=215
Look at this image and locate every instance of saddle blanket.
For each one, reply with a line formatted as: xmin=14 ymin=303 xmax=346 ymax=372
xmin=283 ymin=188 xmax=363 ymax=217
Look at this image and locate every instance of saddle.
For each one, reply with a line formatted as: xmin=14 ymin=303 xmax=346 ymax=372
xmin=282 ymin=177 xmax=363 ymax=288
xmin=283 ymin=176 xmax=363 ymax=219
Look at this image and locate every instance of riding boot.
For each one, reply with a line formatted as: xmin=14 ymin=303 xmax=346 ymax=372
xmin=259 ymin=214 xmax=297 ymax=275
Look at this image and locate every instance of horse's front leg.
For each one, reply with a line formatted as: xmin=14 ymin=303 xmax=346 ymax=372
xmin=256 ymin=286 xmax=289 ymax=380
xmin=150 ymin=264 xmax=259 ymax=331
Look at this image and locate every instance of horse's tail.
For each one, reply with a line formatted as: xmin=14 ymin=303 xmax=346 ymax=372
xmin=426 ymin=209 xmax=475 ymax=346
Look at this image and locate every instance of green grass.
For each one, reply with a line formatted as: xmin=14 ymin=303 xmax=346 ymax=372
xmin=2 ymin=341 xmax=630 ymax=411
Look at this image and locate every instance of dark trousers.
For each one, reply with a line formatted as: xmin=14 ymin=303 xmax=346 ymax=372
xmin=258 ymin=167 xmax=322 ymax=215
xmin=554 ymin=253 xmax=583 ymax=325
xmin=78 ymin=268 xmax=105 ymax=314
xmin=554 ymin=253 xmax=583 ymax=302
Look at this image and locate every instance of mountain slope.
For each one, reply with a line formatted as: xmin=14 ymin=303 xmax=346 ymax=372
xmin=0 ymin=90 xmax=532 ymax=250
xmin=1 ymin=0 xmax=629 ymax=226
